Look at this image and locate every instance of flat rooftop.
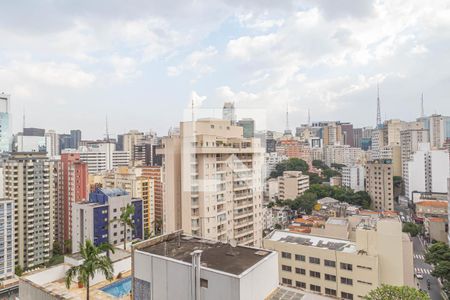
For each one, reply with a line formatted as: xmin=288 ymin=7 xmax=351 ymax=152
xmin=266 ymin=230 xmax=356 ymax=253
xmin=138 ymin=235 xmax=272 ymax=275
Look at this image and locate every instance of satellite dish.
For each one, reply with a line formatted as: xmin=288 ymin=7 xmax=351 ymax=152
xmin=230 ymin=239 xmax=237 ymax=248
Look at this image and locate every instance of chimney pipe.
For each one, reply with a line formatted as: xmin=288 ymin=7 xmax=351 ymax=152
xmin=191 ymin=250 xmax=203 ymax=300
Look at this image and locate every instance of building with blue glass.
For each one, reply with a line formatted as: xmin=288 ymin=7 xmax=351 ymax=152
xmin=72 ymin=188 xmax=143 ymax=253
xmin=0 ymin=93 xmax=11 ymax=152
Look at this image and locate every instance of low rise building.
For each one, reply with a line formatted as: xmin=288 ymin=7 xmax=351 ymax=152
xmin=278 ymin=171 xmax=309 ymax=201
xmin=264 ymin=214 xmax=414 ymax=299
xmin=132 ymin=231 xmax=279 ymax=300
xmin=415 ymin=200 xmax=447 ymax=219
xmin=424 ymin=217 xmax=448 ymax=243
xmin=72 ymin=188 xmax=144 ymax=252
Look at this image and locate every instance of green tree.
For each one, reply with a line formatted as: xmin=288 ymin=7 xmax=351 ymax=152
xmin=270 ymin=158 xmax=309 ymax=178
xmin=432 ymin=260 xmax=450 ymax=282
xmin=118 ymin=204 xmax=135 ymax=250
xmin=364 ymin=284 xmax=430 ymax=300
xmin=425 ymin=242 xmax=450 ymax=265
xmin=15 ymin=265 xmax=23 ymax=277
xmin=402 ymin=222 xmax=420 ymax=237
xmin=65 ymin=240 xmax=114 ymax=300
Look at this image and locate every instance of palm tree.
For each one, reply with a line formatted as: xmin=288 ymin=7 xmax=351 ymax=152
xmin=118 ymin=203 xmax=135 ymax=250
xmin=65 ymin=240 xmax=115 ymax=300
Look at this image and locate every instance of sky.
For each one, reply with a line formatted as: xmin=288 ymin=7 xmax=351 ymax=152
xmin=1 ymin=0 xmax=450 ymax=139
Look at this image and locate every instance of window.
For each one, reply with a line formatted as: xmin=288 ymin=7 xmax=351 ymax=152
xmin=324 ymin=259 xmax=335 ymax=267
xmin=282 ymin=278 xmax=292 ymax=285
xmin=296 ymin=281 xmax=306 ymax=289
xmin=341 ymin=292 xmax=354 ymax=300
xmin=309 ymin=271 xmax=320 ymax=278
xmin=200 ymin=278 xmax=208 ymax=288
xmin=281 ymin=252 xmax=292 ymax=259
xmin=309 ymin=257 xmax=320 ymax=264
xmin=341 ymin=277 xmax=353 ymax=285
xmin=325 ymin=274 xmax=336 ymax=281
xmin=295 ymin=254 xmax=305 ymax=261
xmin=295 ymin=268 xmax=306 ymax=275
xmin=282 ymin=265 xmax=292 ymax=272
xmin=340 ymin=263 xmax=353 ymax=271
xmin=310 ymin=284 xmax=321 ymax=293
xmin=325 ymin=288 xmax=337 ymax=296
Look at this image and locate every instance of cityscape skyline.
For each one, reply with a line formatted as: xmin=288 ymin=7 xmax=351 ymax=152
xmin=1 ymin=0 xmax=450 ymax=138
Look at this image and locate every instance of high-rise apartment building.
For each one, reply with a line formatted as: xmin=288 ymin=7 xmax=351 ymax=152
xmin=323 ymin=145 xmax=365 ymax=167
xmin=365 ymin=160 xmax=394 ymax=211
xmin=321 ymin=122 xmax=343 ymax=146
xmin=341 ymin=123 xmax=354 ymax=147
xmin=55 ymin=153 xmax=88 ymax=250
xmin=405 ymin=143 xmax=450 ymax=200
xmin=0 ymin=93 xmax=11 ymax=152
xmin=44 ymin=130 xmax=60 ymax=158
xmin=418 ymin=114 xmax=450 ymax=149
xmin=3 ymin=152 xmax=57 ymax=269
xmin=342 ymin=165 xmax=365 ymax=192
xmin=70 ymin=130 xmax=81 ymax=149
xmin=138 ymin=166 xmax=163 ymax=229
xmin=16 ymin=127 xmax=46 ymax=152
xmin=103 ymin=166 xmax=155 ymax=236
xmin=222 ymin=102 xmax=236 ymax=124
xmin=264 ymin=213 xmax=414 ymax=299
xmin=237 ymin=118 xmax=255 ymax=138
xmin=400 ymin=128 xmax=429 ymax=185
xmin=72 ymin=188 xmax=143 ymax=252
xmin=64 ymin=142 xmax=130 ymax=173
xmin=159 ymin=119 xmax=264 ymax=246
xmin=122 ymin=130 xmax=144 ymax=160
xmin=0 ymin=198 xmax=14 ymax=281
xmin=278 ymin=171 xmax=309 ymax=201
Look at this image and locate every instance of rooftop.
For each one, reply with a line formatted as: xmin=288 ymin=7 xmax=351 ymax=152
xmin=326 ymin=217 xmax=348 ymax=226
xmin=266 ymin=230 xmax=356 ymax=253
xmin=317 ymin=197 xmax=339 ymax=204
xmin=265 ymin=286 xmax=331 ymax=300
xmin=136 ymin=233 xmax=273 ymax=276
xmin=416 ymin=200 xmax=447 ymax=208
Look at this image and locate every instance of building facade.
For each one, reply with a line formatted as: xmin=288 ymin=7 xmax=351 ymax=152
xmin=342 ymin=165 xmax=365 ymax=192
xmin=55 ymin=153 xmax=88 ymax=251
xmin=71 ymin=188 xmax=143 ymax=252
xmin=0 ymin=93 xmax=11 ymax=152
xmin=405 ymin=143 xmax=450 ymax=200
xmin=3 ymin=152 xmax=57 ymax=269
xmin=0 ymin=198 xmax=14 ymax=281
xmin=264 ymin=215 xmax=414 ymax=299
xmin=365 ymin=160 xmax=394 ymax=211
xmin=159 ymin=119 xmax=264 ymax=247
xmin=278 ymin=171 xmax=309 ymax=201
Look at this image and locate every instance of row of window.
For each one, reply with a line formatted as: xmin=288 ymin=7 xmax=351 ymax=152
xmin=281 ymin=265 xmax=353 ymax=285
xmin=281 ymin=252 xmax=353 ymax=271
xmin=281 ymin=278 xmax=353 ymax=299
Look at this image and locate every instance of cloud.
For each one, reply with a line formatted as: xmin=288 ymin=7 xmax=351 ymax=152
xmin=190 ymin=91 xmax=207 ymax=107
xmin=167 ymin=46 xmax=218 ymax=79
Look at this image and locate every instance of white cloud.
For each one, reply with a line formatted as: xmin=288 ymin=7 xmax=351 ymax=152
xmin=190 ymin=91 xmax=207 ymax=107
xmin=167 ymin=46 xmax=218 ymax=79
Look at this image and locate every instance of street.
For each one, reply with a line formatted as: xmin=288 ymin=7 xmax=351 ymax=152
xmin=412 ymin=236 xmax=443 ymax=300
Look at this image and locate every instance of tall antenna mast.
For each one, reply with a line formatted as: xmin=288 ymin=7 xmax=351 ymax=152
xmin=307 ymin=108 xmax=311 ymax=126
xmin=420 ymin=92 xmax=425 ymax=117
xmin=191 ymin=96 xmax=194 ymax=122
xmin=286 ymin=102 xmax=289 ymax=131
xmin=376 ymin=83 xmax=382 ymax=128
xmin=22 ymin=107 xmax=25 ymax=151
xmin=105 ymin=115 xmax=110 ymax=142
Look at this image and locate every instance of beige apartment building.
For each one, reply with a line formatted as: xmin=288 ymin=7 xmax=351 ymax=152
xmin=365 ymin=160 xmax=394 ymax=211
xmin=103 ymin=166 xmax=155 ymax=236
xmin=159 ymin=119 xmax=264 ymax=246
xmin=2 ymin=152 xmax=57 ymax=269
xmin=278 ymin=171 xmax=309 ymax=201
xmin=264 ymin=214 xmax=414 ymax=300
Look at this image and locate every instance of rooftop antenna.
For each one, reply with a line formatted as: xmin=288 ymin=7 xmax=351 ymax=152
xmin=105 ymin=115 xmax=110 ymax=142
xmin=307 ymin=108 xmax=311 ymax=126
xmin=420 ymin=92 xmax=425 ymax=117
xmin=22 ymin=107 xmax=25 ymax=151
xmin=191 ymin=95 xmax=195 ymax=122
xmin=285 ymin=102 xmax=290 ymax=131
xmin=376 ymin=83 xmax=382 ymax=128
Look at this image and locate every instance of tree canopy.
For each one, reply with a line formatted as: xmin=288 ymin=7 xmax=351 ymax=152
xmin=425 ymin=242 xmax=450 ymax=297
xmin=402 ymin=222 xmax=421 ymax=237
xmin=364 ymin=285 xmax=430 ymax=300
xmin=270 ymin=158 xmax=309 ymax=178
